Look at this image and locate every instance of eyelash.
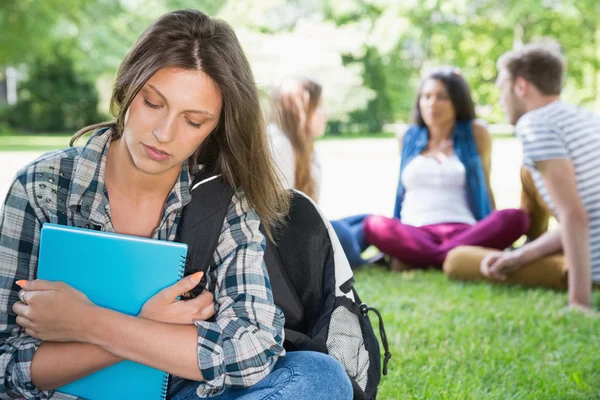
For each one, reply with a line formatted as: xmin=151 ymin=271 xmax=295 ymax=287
xmin=143 ymin=98 xmax=161 ymax=109
xmin=143 ymin=97 xmax=202 ymax=129
xmin=187 ymin=120 xmax=201 ymax=129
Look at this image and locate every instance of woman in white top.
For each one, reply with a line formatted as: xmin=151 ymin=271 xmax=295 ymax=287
xmin=362 ymin=67 xmax=531 ymax=270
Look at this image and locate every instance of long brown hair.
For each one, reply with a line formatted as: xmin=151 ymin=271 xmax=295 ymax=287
xmin=72 ymin=9 xmax=289 ymax=236
xmin=271 ymin=77 xmax=322 ymax=201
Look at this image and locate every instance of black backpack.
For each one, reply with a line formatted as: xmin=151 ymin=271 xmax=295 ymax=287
xmin=179 ymin=171 xmax=391 ymax=399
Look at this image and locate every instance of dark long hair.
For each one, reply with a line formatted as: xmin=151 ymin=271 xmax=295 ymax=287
xmin=271 ymin=77 xmax=322 ymax=201
xmin=72 ymin=9 xmax=289 ymax=236
xmin=412 ymin=67 xmax=476 ymax=127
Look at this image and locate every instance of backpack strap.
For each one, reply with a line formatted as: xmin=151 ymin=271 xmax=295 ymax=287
xmin=179 ymin=169 xmax=234 ymax=298
xmin=179 ymin=173 xmax=306 ymax=328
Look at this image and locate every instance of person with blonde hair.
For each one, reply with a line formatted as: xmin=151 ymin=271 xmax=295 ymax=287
xmin=268 ymin=77 xmax=326 ymax=202
xmin=268 ymin=78 xmax=384 ymax=267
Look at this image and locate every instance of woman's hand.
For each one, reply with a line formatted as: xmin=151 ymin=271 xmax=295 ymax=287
xmin=13 ymin=280 xmax=96 ymax=342
xmin=480 ymin=250 xmax=523 ymax=280
xmin=139 ymin=272 xmax=215 ymax=325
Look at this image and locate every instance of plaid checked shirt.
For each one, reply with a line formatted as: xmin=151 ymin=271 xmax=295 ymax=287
xmin=0 ymin=130 xmax=285 ymax=399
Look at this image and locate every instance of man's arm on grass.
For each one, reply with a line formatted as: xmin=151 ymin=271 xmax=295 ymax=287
xmin=536 ymin=158 xmax=591 ymax=308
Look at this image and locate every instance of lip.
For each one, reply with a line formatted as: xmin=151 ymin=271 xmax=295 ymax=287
xmin=143 ymin=144 xmax=171 ymax=161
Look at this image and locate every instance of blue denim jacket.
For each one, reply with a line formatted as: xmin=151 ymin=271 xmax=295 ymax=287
xmin=393 ymin=120 xmax=492 ymax=221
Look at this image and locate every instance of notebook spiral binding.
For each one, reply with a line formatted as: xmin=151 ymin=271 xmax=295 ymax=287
xmin=178 ymin=254 xmax=187 ymax=279
xmin=160 ymin=373 xmax=170 ymax=400
xmin=160 ymin=254 xmax=187 ymax=399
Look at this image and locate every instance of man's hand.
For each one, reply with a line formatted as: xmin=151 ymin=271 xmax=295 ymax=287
xmin=480 ymin=250 xmax=522 ymax=280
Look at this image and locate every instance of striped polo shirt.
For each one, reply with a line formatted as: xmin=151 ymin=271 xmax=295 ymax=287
xmin=516 ymin=100 xmax=600 ymax=283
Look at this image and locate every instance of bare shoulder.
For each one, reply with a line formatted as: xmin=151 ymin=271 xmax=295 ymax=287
xmin=471 ymin=120 xmax=491 ymax=140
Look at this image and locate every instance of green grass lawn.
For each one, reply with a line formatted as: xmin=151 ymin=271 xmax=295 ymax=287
xmin=0 ymin=131 xmax=514 ymax=151
xmin=355 ymin=267 xmax=600 ymax=399
xmin=0 ymin=134 xmax=72 ymax=151
xmin=320 ymin=132 xmax=397 ymax=140
xmin=2 ymin=132 xmax=598 ymax=398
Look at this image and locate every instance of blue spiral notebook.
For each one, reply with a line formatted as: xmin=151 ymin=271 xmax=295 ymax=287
xmin=37 ymin=223 xmax=188 ymax=400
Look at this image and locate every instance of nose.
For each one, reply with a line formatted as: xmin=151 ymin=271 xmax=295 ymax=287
xmin=152 ymin=116 xmax=177 ymax=143
xmin=426 ymin=97 xmax=441 ymax=109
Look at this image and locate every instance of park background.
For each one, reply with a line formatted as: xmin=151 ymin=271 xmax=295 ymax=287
xmin=1 ymin=1 xmax=600 ymax=398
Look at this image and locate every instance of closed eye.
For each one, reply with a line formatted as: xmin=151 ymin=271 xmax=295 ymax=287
xmin=186 ymin=119 xmax=201 ymax=129
xmin=143 ymin=97 xmax=161 ymax=109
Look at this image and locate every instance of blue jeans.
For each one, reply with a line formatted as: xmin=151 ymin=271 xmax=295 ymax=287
xmin=331 ymin=214 xmax=372 ymax=268
xmin=168 ymin=351 xmax=353 ymax=400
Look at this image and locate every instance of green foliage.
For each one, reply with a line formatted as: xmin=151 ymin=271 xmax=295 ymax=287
xmin=407 ymin=0 xmax=600 ymax=121
xmin=6 ymin=50 xmax=101 ymax=133
xmin=165 ymin=0 xmax=226 ymax=17
xmin=0 ymin=0 xmax=122 ymax=66
xmin=323 ymin=0 xmax=600 ymax=127
xmin=0 ymin=134 xmax=71 ymax=151
xmin=0 ymin=106 xmax=9 ymax=135
xmin=2 ymin=0 xmax=600 ymax=134
xmin=337 ymin=46 xmax=418 ymax=132
xmin=344 ymin=47 xmax=392 ymax=132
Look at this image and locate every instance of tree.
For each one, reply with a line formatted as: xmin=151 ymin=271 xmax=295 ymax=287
xmin=6 ymin=49 xmax=101 ymax=132
xmin=217 ymin=0 xmax=376 ymax=123
xmin=323 ymin=0 xmax=600 ymax=126
xmin=0 ymin=0 xmax=122 ymax=66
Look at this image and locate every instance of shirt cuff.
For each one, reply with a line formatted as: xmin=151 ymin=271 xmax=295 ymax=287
xmin=194 ymin=320 xmax=226 ymax=397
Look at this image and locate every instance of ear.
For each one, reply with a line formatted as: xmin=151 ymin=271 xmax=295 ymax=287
xmin=514 ymin=76 xmax=529 ymax=97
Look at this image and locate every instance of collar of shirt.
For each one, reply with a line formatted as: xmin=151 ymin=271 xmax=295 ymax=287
xmin=66 ymin=129 xmax=193 ymax=229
